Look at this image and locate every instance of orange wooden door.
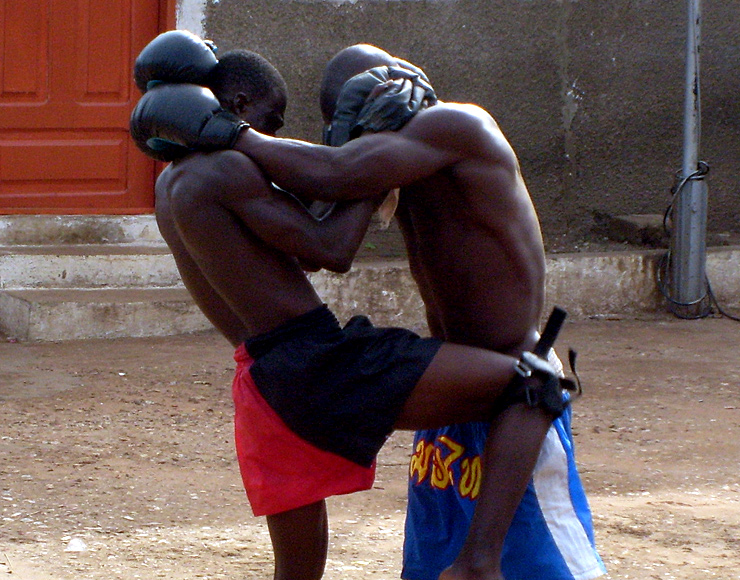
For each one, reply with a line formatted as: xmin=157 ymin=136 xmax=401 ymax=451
xmin=0 ymin=0 xmax=171 ymax=214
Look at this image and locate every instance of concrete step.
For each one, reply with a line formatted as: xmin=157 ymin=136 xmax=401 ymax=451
xmin=0 ymin=244 xmax=180 ymax=289
xmin=1 ymin=240 xmax=738 ymax=342
xmin=312 ymin=249 xmax=740 ymax=327
xmin=0 ymin=216 xmax=208 ymax=341
xmin=0 ymin=287 xmax=210 ymax=342
xmin=0 ymin=215 xmax=162 ymax=245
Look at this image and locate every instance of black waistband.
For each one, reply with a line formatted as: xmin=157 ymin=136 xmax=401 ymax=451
xmin=244 ymin=305 xmax=341 ymax=359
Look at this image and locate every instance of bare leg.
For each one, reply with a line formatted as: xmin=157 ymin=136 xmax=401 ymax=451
xmin=440 ymin=405 xmax=552 ymax=580
xmin=396 ymin=343 xmax=554 ymax=580
xmin=394 ymin=343 xmax=519 ymax=428
xmin=267 ymin=500 xmax=329 ymax=580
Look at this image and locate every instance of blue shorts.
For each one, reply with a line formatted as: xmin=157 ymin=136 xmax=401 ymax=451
xmin=402 ymin=355 xmax=606 ymax=580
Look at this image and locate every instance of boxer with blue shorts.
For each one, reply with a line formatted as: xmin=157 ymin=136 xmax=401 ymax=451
xmin=404 ymin=354 xmax=606 ymax=580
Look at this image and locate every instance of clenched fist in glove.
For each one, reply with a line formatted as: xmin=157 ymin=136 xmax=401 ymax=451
xmin=129 ymin=83 xmax=249 ymax=162
xmin=323 ymin=65 xmax=437 ymax=147
xmin=134 ymin=29 xmax=218 ymax=93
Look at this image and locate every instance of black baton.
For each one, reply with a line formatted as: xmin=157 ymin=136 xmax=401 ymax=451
xmin=533 ymin=307 xmax=567 ymax=357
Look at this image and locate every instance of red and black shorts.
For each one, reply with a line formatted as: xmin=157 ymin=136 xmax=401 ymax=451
xmin=232 ymin=305 xmax=442 ymax=516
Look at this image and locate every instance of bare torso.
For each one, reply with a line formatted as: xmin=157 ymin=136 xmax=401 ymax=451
xmin=157 ymin=153 xmax=325 ymax=339
xmin=394 ymin=104 xmax=546 ymax=355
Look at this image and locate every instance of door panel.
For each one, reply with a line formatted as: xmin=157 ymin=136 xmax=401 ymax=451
xmin=0 ymin=2 xmax=49 ymax=102
xmin=0 ymin=0 xmax=164 ymax=214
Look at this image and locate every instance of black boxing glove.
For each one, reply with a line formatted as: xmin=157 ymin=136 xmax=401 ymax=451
xmin=323 ymin=67 xmax=390 ymax=147
xmin=394 ymin=57 xmax=432 ymax=83
xmin=356 ymin=67 xmax=437 ymax=133
xmin=323 ymin=66 xmax=437 ymax=147
xmin=129 ymin=83 xmax=249 ymax=161
xmin=134 ymin=30 xmax=218 ymax=93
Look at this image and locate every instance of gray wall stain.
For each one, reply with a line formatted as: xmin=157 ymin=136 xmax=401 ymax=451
xmin=556 ymin=0 xmax=580 ymax=209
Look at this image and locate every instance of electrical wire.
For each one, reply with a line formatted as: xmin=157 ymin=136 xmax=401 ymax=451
xmin=657 ymin=161 xmax=740 ymax=321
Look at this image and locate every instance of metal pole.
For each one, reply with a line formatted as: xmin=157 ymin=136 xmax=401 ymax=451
xmin=670 ymin=0 xmax=708 ymax=317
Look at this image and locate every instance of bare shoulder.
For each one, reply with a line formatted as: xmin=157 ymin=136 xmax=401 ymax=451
xmin=178 ymin=149 xmax=252 ymax=178
xmin=411 ymin=102 xmax=515 ymax=162
xmin=419 ymin=101 xmax=493 ymax=122
xmin=158 ymin=150 xmax=259 ymax=193
xmin=414 ymin=102 xmax=497 ymax=133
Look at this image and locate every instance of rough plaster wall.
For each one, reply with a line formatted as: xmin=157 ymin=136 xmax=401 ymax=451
xmin=176 ymin=0 xmax=207 ymax=37
xmin=202 ymin=0 xmax=740 ymax=242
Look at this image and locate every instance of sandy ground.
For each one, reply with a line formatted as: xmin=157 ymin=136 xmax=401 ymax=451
xmin=1 ymin=314 xmax=739 ymax=580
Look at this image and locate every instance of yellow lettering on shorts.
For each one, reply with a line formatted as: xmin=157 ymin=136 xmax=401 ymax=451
xmin=459 ymin=456 xmax=482 ymax=500
xmin=430 ymin=436 xmax=463 ymax=490
xmin=409 ymin=438 xmax=435 ymax=483
xmin=409 ymin=435 xmax=483 ymax=499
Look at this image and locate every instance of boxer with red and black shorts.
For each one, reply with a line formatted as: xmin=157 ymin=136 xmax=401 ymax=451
xmin=132 ymin=32 xmax=577 ymax=580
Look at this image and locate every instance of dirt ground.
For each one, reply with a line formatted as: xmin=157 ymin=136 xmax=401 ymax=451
xmin=1 ymin=313 xmax=738 ymax=580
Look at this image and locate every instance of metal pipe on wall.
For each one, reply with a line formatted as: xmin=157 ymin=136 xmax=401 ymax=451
xmin=669 ymin=0 xmax=709 ymax=318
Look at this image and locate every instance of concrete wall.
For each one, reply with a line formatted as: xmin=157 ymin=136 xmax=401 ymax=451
xmin=192 ymin=0 xmax=739 ymax=245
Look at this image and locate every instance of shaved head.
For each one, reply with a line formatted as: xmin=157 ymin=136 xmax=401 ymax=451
xmin=319 ymin=44 xmax=397 ymax=122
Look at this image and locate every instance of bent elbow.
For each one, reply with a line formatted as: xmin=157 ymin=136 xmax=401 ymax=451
xmin=326 ymin=258 xmax=353 ymax=274
xmin=302 ymin=245 xmax=353 ymax=274
xmin=323 ymin=250 xmax=354 ymax=274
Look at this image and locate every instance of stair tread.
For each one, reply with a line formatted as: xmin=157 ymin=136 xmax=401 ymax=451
xmin=0 ymin=244 xmax=171 ymax=256
xmin=2 ymin=287 xmax=192 ymax=303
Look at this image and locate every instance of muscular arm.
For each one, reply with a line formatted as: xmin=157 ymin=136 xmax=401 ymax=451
xmin=246 ymin=188 xmax=378 ymax=273
xmin=173 ymin=151 xmax=380 ymax=273
xmin=232 ymin=104 xmax=490 ymax=202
